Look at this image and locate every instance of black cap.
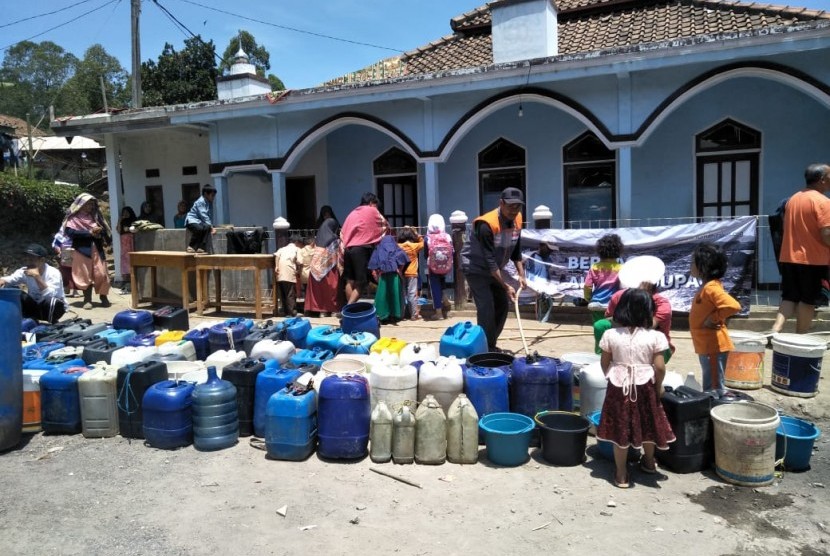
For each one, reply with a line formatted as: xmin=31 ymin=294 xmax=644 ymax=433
xmin=500 ymin=187 xmax=525 ymax=205
xmin=202 ymin=184 xmax=217 ymax=194
xmin=23 ymin=243 xmax=48 ymax=258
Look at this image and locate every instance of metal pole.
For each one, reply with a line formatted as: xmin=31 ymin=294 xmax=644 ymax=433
xmin=131 ymin=0 xmax=142 ymax=108
xmin=25 ymin=113 xmax=33 ymax=179
xmin=99 ymin=75 xmax=109 ymax=114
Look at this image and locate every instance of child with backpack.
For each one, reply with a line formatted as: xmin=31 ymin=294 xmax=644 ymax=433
xmin=425 ymin=214 xmax=454 ymax=319
xmin=397 ymin=226 xmax=425 ymax=320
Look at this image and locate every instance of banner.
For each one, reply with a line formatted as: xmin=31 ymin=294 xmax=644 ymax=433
xmin=507 ymin=216 xmax=757 ymax=314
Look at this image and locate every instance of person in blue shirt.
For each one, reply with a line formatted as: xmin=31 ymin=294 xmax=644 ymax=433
xmin=185 ymin=185 xmax=217 ymax=253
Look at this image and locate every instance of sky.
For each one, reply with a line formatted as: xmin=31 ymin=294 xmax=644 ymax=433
xmin=1 ymin=0 xmax=829 ymax=90
xmin=0 ymin=0 xmax=485 ymax=89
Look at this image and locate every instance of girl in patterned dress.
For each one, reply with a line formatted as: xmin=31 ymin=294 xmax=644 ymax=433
xmin=596 ymin=288 xmax=676 ymax=488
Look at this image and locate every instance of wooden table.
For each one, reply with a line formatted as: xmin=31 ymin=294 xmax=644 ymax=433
xmin=129 ymin=251 xmax=198 ymax=311
xmin=195 ymin=254 xmax=276 ymax=320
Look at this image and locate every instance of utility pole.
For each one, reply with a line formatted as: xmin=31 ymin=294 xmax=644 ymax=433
xmin=25 ymin=113 xmax=33 ymax=179
xmin=131 ymin=0 xmax=142 ymax=108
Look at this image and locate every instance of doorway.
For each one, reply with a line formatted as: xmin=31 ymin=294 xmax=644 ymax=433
xmin=286 ymin=176 xmax=317 ymax=231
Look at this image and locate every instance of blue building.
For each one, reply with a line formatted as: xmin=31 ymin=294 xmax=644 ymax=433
xmin=51 ymin=0 xmax=830 ymax=285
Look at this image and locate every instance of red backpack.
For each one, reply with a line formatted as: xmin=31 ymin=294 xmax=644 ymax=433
xmin=427 ymin=232 xmax=454 ymax=275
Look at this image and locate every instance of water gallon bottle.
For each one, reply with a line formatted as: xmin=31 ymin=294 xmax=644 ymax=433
xmin=337 ymin=332 xmax=378 ymax=356
xmin=463 ymin=365 xmax=509 ymax=424
xmin=192 ymin=366 xmax=239 ymax=451
xmin=392 ymin=404 xmax=416 ymax=464
xmin=290 ymin=347 xmax=335 ymax=371
xmin=369 ymin=363 xmax=418 ymax=412
xmin=415 ymin=394 xmax=447 ymax=465
xmin=364 ymin=350 xmax=400 ymax=373
xmin=157 ymin=340 xmax=197 ymax=362
xmin=116 ymin=360 xmax=169 ymax=439
xmin=510 ymin=353 xmax=560 ymax=418
xmin=253 ymin=366 xmax=305 ymax=437
xmin=208 ymin=321 xmax=249 ymax=354
xmin=243 ymin=329 xmax=279 ymax=356
xmin=78 ymin=363 xmax=119 ymax=438
xmin=222 ymin=358 xmax=266 ymax=437
xmin=40 ymin=365 xmax=89 ymax=434
xmin=447 ymin=393 xmax=479 ymax=464
xmin=307 ymin=325 xmax=345 ymax=353
xmin=112 ymin=309 xmax=154 ymax=335
xmin=204 ymin=349 xmax=246 ymax=372
xmin=399 ymin=342 xmax=439 ymax=366
xmin=265 ymin=382 xmax=318 ymax=460
xmin=142 ymin=380 xmax=195 ymax=449
xmin=439 ymin=321 xmax=488 ymax=359
xmin=418 ymin=356 xmax=465 ymax=414
xmin=370 ymin=400 xmax=393 ymax=463
xmin=110 ymin=346 xmax=158 ymax=370
xmin=318 ymin=374 xmax=371 ymax=459
xmin=250 ymin=339 xmax=295 ymax=365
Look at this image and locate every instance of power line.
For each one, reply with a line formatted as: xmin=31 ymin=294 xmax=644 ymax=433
xmin=174 ymin=0 xmax=403 ymax=53
xmin=0 ymin=0 xmax=98 ymax=30
xmin=0 ymin=0 xmax=122 ymax=52
xmin=151 ymin=0 xmax=225 ymax=64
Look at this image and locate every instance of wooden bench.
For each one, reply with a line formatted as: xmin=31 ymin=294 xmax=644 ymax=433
xmin=129 ymin=250 xmax=198 ymax=311
xmin=195 ymin=254 xmax=276 ymax=320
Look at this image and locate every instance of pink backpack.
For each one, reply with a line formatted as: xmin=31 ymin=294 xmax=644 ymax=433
xmin=427 ymin=232 xmax=453 ymax=275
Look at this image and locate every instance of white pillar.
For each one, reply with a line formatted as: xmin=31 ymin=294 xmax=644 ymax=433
xmin=271 ymin=171 xmax=287 ymax=222
xmin=103 ymin=134 xmax=125 ymax=281
xmin=423 ymin=161 xmax=439 ymax=219
xmin=213 ymin=175 xmax=229 ymax=224
xmin=617 ymin=71 xmax=633 ymax=222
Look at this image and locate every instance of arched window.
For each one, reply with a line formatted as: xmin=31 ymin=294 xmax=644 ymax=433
xmin=374 ymin=147 xmax=418 ymax=228
xmin=563 ymin=131 xmax=616 ymax=228
xmin=696 ymin=119 xmax=760 ymax=218
xmin=478 ymin=138 xmax=526 ymax=215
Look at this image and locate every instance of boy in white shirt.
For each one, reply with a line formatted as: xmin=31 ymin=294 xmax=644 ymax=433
xmin=0 ymin=243 xmax=67 ymax=323
xmin=274 ymin=234 xmax=305 ymax=317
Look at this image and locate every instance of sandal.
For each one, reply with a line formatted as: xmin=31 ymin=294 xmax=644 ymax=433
xmin=639 ymin=459 xmax=658 ymax=474
xmin=613 ymin=475 xmax=630 ymax=489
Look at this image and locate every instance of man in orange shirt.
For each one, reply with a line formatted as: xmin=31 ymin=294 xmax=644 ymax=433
xmin=773 ymin=163 xmax=830 ymax=334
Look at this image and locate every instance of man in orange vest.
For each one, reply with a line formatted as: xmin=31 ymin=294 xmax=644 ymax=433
xmin=461 ymin=187 xmax=527 ymax=352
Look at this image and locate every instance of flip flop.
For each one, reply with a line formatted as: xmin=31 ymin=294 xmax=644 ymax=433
xmin=614 ymin=476 xmax=630 ymax=489
xmin=639 ymin=460 xmax=658 ymax=474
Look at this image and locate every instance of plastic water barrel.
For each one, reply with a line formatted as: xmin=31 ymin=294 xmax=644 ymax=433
xmin=290 ymin=347 xmax=334 ymax=370
xmin=317 ymin=374 xmax=371 ymax=459
xmin=38 ymin=330 xmax=83 ymax=346
xmin=447 ymin=393 xmax=479 ymax=464
xmin=184 ymin=327 xmax=211 ymax=361
xmin=510 ymin=355 xmax=559 ymax=419
xmin=116 ymin=360 xmax=169 ymax=439
xmin=392 ymin=404 xmax=416 ymax=464
xmin=243 ymin=329 xmax=279 ymax=356
xmin=656 ymin=386 xmax=713 ymax=473
xmin=192 ymin=366 xmax=239 ymax=451
xmin=463 ymin=365 xmax=509 ymax=442
xmin=24 ymin=354 xmax=85 ymax=371
xmin=265 ymin=384 xmax=318 ymax=460
xmin=770 ymin=333 xmax=827 ymax=398
xmin=222 ymin=358 xmax=266 ymax=437
xmin=112 ymin=309 xmax=154 ymax=334
xmin=224 ymin=317 xmax=255 ymax=331
xmin=399 ymin=342 xmax=440 ymax=366
xmin=307 ymin=325 xmax=345 ymax=352
xmin=369 ymin=363 xmax=418 ymax=411
xmin=157 ymin=340 xmax=197 ymax=362
xmin=78 ymin=363 xmax=119 ymax=438
xmin=22 ymin=317 xmax=38 ymax=333
xmin=253 ymin=366 xmax=304 ymax=437
xmin=142 ymin=380 xmax=195 ymax=449
xmin=127 ymin=332 xmax=161 ymax=347
xmin=63 ymin=321 xmax=109 ymax=337
xmin=415 ymin=394 xmax=447 ymax=465
xmin=208 ymin=321 xmax=249 ymax=354
xmin=110 ymin=346 xmax=158 ymax=369
xmin=340 ymin=301 xmax=380 ymax=339
xmin=22 ymin=370 xmax=48 ymax=433
xmin=337 ymin=332 xmax=378 ymax=356
xmin=95 ymin=328 xmax=137 ymax=348
xmin=274 ymin=316 xmax=312 ymax=349
xmin=152 ymin=305 xmax=190 ymax=331
xmin=560 ymin=352 xmax=601 ymax=411
xmin=578 ymin=362 xmax=608 ymax=419
xmin=370 ymin=337 xmax=408 ymax=356
xmin=724 ymin=331 xmax=767 ymax=390
xmin=439 ymin=321 xmax=488 ymax=359
xmin=155 ymin=330 xmax=186 ymax=347
xmin=23 ymin=341 xmax=67 ymax=364
xmin=204 ymin=349 xmax=246 ymax=372
xmin=40 ymin=365 xmax=89 ymax=434
xmin=710 ymin=401 xmax=779 ymax=486
xmin=369 ymin=400 xmax=393 ymax=463
xmin=249 ymin=339 xmax=295 ymax=365
xmin=418 ymin=357 xmax=465 ymax=414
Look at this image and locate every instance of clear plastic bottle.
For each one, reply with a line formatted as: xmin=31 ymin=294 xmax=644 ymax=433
xmin=684 ymin=371 xmax=702 ymax=392
xmin=370 ymin=400 xmax=393 ymax=463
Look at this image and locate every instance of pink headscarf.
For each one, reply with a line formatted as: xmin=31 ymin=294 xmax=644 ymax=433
xmin=62 ymin=193 xmax=110 ymax=236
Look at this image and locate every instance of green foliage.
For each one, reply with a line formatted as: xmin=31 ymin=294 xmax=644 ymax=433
xmin=268 ymin=74 xmax=286 ymax=91
xmin=64 ymin=44 xmax=130 ymax=114
xmin=218 ymin=30 xmax=270 ymax=76
xmin=141 ymin=36 xmax=218 ymax=106
xmin=0 ymin=172 xmax=80 ymax=243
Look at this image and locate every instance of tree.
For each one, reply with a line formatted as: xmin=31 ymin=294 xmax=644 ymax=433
xmin=63 ymin=44 xmax=130 ymax=114
xmin=141 ymin=36 xmax=218 ymax=106
xmin=219 ymin=30 xmax=284 ymax=91
xmin=0 ymin=41 xmax=78 ymax=128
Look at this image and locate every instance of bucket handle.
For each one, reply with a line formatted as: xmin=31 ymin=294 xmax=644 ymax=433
xmin=805 ymin=332 xmax=830 ymax=350
xmin=726 ymin=416 xmax=778 ymax=425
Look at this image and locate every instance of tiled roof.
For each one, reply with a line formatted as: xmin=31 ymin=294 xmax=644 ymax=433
xmin=402 ymin=0 xmax=830 ymax=76
xmin=0 ymin=114 xmax=47 ymax=137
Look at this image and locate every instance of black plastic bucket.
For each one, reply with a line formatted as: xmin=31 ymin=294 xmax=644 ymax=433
xmin=534 ymin=411 xmax=590 ymax=466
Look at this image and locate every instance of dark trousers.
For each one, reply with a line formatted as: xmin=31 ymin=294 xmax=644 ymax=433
xmin=21 ymin=292 xmax=65 ymax=324
xmin=186 ymin=223 xmax=211 ymax=251
xmin=465 ymin=272 xmax=509 ymax=351
xmin=277 ymin=281 xmax=297 ymax=316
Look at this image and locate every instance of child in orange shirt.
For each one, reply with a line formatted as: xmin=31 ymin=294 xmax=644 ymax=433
xmin=689 ymin=242 xmax=741 ymax=390
xmin=397 ymin=226 xmax=425 ymax=320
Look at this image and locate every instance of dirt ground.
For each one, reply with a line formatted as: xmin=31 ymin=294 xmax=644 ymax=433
xmin=1 ymin=289 xmax=829 ymax=556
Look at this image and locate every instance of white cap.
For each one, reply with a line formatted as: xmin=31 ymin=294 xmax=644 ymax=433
xmin=618 ymin=255 xmax=665 ymax=289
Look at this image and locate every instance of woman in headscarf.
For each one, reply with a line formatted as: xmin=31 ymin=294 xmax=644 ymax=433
xmin=63 ymin=193 xmax=112 ymax=309
xmin=116 ymin=206 xmax=137 ymax=293
xmin=425 ymin=213 xmax=453 ymax=319
xmin=304 ymin=206 xmax=342 ymax=317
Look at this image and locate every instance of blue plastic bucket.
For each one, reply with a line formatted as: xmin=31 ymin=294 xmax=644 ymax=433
xmin=587 ymin=410 xmax=640 ymax=462
xmin=479 ymin=412 xmax=535 ymax=466
xmin=340 ymin=302 xmax=380 ymax=338
xmin=775 ymin=415 xmax=821 ymax=471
